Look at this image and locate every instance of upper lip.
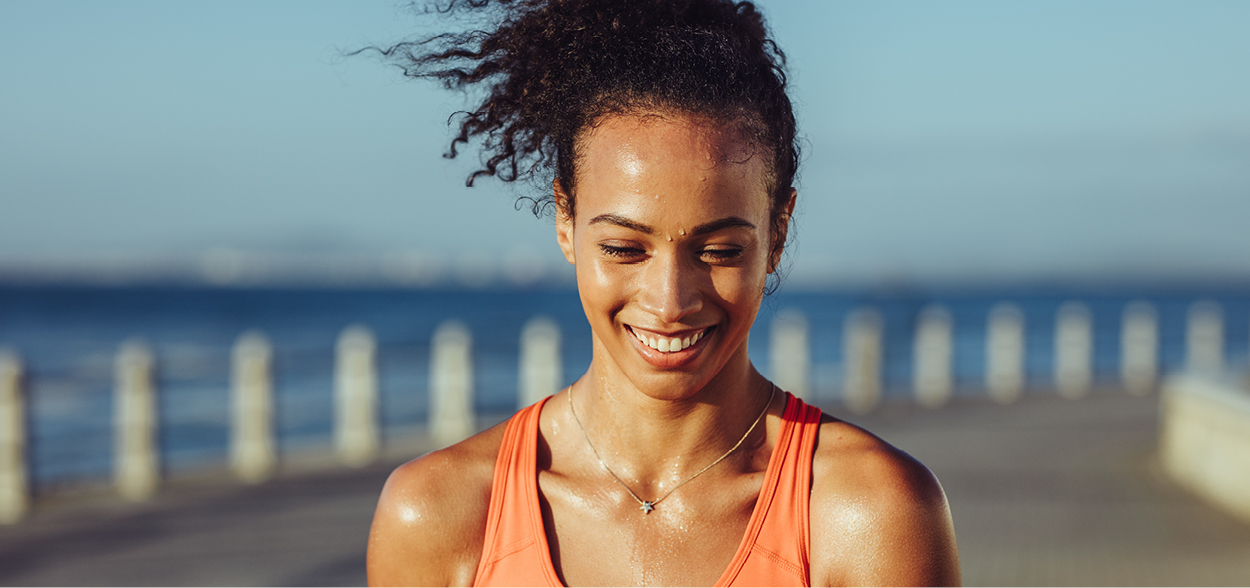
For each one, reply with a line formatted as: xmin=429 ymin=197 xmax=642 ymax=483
xmin=627 ymin=325 xmax=711 ymax=338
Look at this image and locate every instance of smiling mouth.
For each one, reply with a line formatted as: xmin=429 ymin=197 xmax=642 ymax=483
xmin=627 ymin=325 xmax=713 ymax=353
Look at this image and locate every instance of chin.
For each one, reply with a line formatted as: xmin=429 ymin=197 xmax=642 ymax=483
xmin=609 ymin=324 xmax=750 ymax=400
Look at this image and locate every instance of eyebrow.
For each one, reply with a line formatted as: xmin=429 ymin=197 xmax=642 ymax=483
xmin=692 ymin=216 xmax=756 ymax=235
xmin=588 ymin=214 xmax=653 ymax=234
xmin=587 ymin=214 xmax=756 ymax=236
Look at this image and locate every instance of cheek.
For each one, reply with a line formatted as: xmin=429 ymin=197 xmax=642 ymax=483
xmin=574 ymin=242 xmax=633 ymax=317
xmin=708 ymin=261 xmax=768 ymax=315
xmin=715 ymin=273 xmax=763 ymax=304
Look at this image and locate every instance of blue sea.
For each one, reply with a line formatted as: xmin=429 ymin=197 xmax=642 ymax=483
xmin=2 ymin=284 xmax=1249 ymax=492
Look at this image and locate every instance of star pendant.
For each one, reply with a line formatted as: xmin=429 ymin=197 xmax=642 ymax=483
xmin=640 ymin=501 xmax=655 ymax=514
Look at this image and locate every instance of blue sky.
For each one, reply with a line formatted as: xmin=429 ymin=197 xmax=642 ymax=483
xmin=2 ymin=1 xmax=1248 ymax=286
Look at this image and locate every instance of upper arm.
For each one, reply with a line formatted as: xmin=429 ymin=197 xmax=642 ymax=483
xmin=367 ymin=440 xmax=498 ymax=587
xmin=809 ymin=423 xmax=961 ymax=587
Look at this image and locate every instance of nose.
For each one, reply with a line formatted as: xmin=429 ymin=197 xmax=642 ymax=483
xmin=636 ymin=250 xmax=703 ymax=324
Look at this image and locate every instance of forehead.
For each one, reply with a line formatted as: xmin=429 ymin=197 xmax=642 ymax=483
xmin=572 ymin=112 xmax=771 ymax=220
xmin=578 ymin=111 xmax=761 ymax=171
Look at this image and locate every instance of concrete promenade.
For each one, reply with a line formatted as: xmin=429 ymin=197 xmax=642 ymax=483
xmin=2 ymin=391 xmax=1250 ymax=586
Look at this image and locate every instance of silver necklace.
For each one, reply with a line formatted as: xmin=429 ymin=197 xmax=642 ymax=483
xmin=567 ymin=384 xmax=776 ymax=515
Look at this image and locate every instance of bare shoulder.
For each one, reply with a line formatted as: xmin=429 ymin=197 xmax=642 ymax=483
xmin=808 ymin=415 xmax=961 ymax=587
xmin=366 ymin=423 xmax=505 ymax=587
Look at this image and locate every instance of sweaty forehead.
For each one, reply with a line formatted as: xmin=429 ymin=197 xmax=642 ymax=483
xmin=569 ymin=111 xmax=774 ymax=229
xmin=574 ymin=112 xmax=768 ymax=191
xmin=582 ymin=112 xmax=753 ymax=164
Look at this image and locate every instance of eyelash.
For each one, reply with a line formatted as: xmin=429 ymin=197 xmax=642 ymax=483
xmin=597 ymin=244 xmax=743 ymax=262
xmin=599 ymin=244 xmax=644 ymax=259
xmin=700 ymin=247 xmax=743 ymax=262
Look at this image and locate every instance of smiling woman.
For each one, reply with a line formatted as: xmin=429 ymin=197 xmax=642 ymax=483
xmin=562 ymin=115 xmax=783 ymax=385
xmin=364 ymin=1 xmax=959 ymax=586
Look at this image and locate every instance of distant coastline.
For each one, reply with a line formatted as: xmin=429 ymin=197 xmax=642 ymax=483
xmin=4 ymin=252 xmax=1250 ymax=292
xmin=2 ymin=284 xmax=1248 ymax=491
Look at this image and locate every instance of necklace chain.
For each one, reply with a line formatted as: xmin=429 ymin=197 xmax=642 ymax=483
xmin=567 ymin=383 xmax=776 ymax=515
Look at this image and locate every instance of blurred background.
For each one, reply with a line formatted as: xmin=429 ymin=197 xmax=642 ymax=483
xmin=1 ymin=0 xmax=1249 ymax=586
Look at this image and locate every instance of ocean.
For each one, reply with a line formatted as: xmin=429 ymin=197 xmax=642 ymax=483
xmin=2 ymin=283 xmax=1248 ymax=492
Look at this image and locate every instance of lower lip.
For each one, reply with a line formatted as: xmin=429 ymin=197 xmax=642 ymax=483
xmin=627 ymin=327 xmax=714 ymax=369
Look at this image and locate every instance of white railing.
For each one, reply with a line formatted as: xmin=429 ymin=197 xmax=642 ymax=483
xmin=0 ymin=300 xmax=1242 ymax=523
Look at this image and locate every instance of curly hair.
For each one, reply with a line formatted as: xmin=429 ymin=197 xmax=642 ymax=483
xmin=368 ymin=0 xmax=799 ymax=255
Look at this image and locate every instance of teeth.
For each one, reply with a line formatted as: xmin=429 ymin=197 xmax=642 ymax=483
xmin=632 ymin=327 xmax=707 ymax=353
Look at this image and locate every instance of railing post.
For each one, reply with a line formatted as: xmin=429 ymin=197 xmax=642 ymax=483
xmin=844 ymin=308 xmax=883 ymax=414
xmin=1055 ymin=302 xmax=1093 ymax=399
xmin=986 ymin=303 xmax=1025 ymax=404
xmin=431 ymin=321 xmax=474 ymax=448
xmin=0 ymin=350 xmax=28 ymax=524
xmin=914 ymin=305 xmax=953 ymax=409
xmin=770 ymin=309 xmax=810 ymax=399
xmin=114 ymin=340 xmax=158 ymax=501
xmin=519 ymin=317 xmax=561 ymax=408
xmin=335 ymin=326 xmax=379 ymax=467
xmin=1121 ymin=301 xmax=1158 ymax=395
xmin=1186 ymin=300 xmax=1224 ymax=376
xmin=231 ymin=331 xmax=275 ymax=482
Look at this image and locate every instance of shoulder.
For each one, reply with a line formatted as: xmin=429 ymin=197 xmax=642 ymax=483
xmin=366 ymin=422 xmax=507 ymax=587
xmin=807 ymin=414 xmax=961 ymax=586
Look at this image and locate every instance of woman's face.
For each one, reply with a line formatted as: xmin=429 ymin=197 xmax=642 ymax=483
xmin=556 ymin=112 xmax=793 ymax=399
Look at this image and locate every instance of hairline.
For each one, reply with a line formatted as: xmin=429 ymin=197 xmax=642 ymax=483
xmin=561 ymin=103 xmax=781 ymax=211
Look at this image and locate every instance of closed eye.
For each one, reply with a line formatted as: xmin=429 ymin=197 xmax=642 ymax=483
xmin=700 ymin=247 xmax=743 ymax=262
xmin=599 ymin=243 xmax=646 ymax=260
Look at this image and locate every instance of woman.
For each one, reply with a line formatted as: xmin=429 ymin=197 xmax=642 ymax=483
xmin=366 ymin=1 xmax=960 ymax=585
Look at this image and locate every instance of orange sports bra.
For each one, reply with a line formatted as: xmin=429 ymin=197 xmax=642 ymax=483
xmin=473 ymin=391 xmax=823 ymax=587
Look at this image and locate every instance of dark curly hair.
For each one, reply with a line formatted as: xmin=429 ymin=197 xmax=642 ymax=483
xmin=367 ymin=0 xmax=799 ymax=258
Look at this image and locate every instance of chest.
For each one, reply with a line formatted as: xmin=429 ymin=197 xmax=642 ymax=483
xmin=538 ymin=471 xmax=763 ymax=586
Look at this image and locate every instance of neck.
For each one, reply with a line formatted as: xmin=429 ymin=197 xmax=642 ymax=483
xmin=570 ymin=346 xmax=775 ymax=489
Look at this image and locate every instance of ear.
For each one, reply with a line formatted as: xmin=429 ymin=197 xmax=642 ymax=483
xmin=554 ymin=178 xmax=576 ymax=265
xmin=767 ymin=188 xmax=797 ymax=274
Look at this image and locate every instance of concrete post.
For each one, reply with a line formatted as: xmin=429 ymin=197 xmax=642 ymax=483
xmin=770 ymin=309 xmax=810 ymax=400
xmin=114 ymin=340 xmax=158 ymax=502
xmin=986 ymin=303 xmax=1025 ymax=404
xmin=914 ymin=305 xmax=953 ymax=409
xmin=519 ymin=317 xmax=561 ymax=408
xmin=0 ymin=350 xmax=28 ymax=524
xmin=1186 ymin=300 xmax=1224 ymax=376
xmin=335 ymin=325 xmax=379 ymax=467
xmin=1054 ymin=302 xmax=1093 ymax=399
xmin=230 ymin=331 xmax=275 ymax=482
xmin=1121 ymin=301 xmax=1158 ymax=396
xmin=844 ymin=308 xmax=883 ymax=414
xmin=431 ymin=321 xmax=474 ymax=448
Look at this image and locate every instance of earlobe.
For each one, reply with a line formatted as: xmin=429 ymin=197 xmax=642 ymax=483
xmin=554 ymin=179 xmax=577 ymax=265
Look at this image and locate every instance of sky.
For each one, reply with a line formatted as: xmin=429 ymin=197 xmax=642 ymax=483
xmin=1 ymin=0 xmax=1248 ymax=287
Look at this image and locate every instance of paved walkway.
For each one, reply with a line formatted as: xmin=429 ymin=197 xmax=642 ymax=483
xmin=850 ymin=391 xmax=1250 ymax=586
xmin=2 ymin=391 xmax=1249 ymax=586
